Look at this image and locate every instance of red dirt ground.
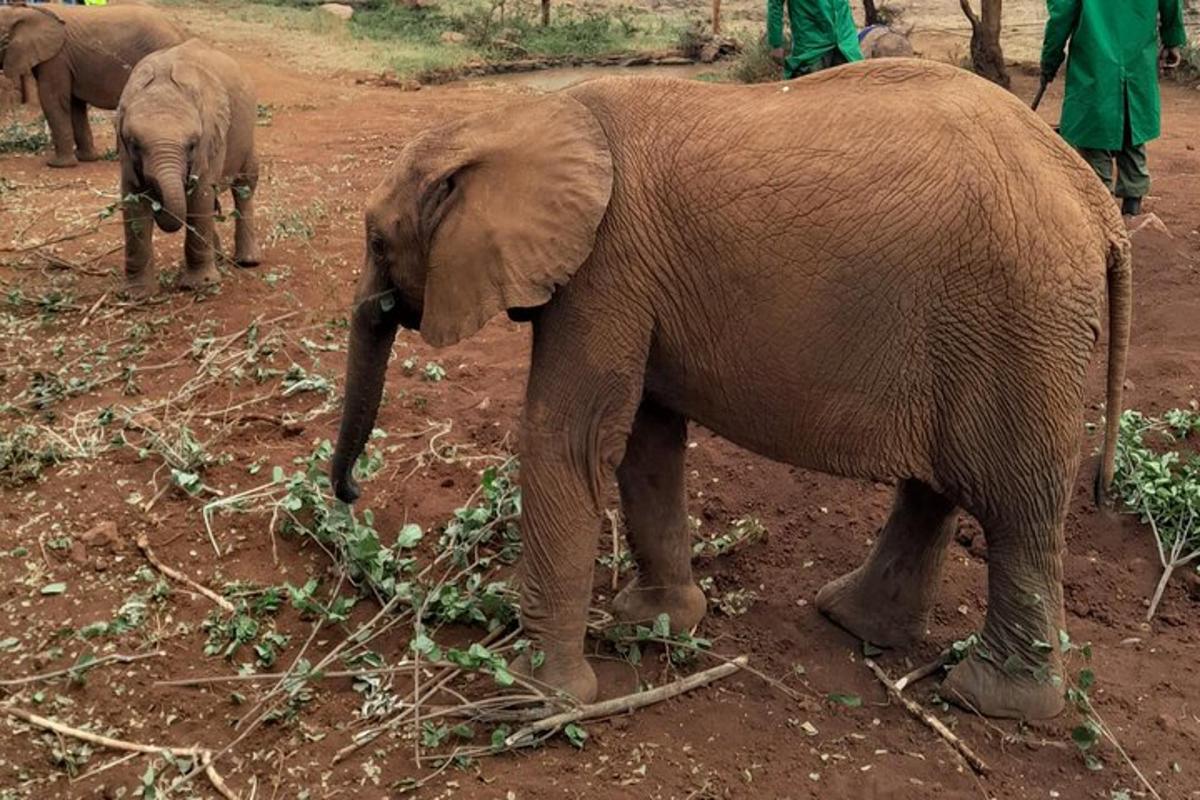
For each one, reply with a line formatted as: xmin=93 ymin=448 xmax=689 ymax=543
xmin=2 ymin=25 xmax=1200 ymax=800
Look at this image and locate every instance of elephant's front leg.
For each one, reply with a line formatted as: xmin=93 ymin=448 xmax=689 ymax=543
xmin=510 ymin=328 xmax=648 ymax=703
xmin=34 ymin=64 xmax=77 ymax=168
xmin=122 ymin=191 xmax=156 ymax=295
xmin=179 ymin=183 xmax=220 ymax=290
xmin=70 ymin=97 xmax=99 ymax=162
xmin=231 ymin=160 xmax=262 ymax=267
xmin=817 ymin=479 xmax=957 ymax=646
xmin=611 ymin=399 xmax=706 ymax=631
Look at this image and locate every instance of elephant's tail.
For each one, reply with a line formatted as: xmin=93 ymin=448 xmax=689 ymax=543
xmin=1094 ymin=235 xmax=1132 ymax=508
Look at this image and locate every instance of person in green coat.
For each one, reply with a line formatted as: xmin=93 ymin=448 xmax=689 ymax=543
xmin=767 ymin=0 xmax=862 ymax=79
xmin=1041 ymin=0 xmax=1188 ymax=216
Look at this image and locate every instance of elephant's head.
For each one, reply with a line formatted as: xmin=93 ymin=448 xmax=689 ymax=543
xmin=329 ymin=94 xmax=614 ymax=503
xmin=0 ymin=5 xmax=67 ymax=81
xmin=116 ymin=49 xmax=229 ymax=233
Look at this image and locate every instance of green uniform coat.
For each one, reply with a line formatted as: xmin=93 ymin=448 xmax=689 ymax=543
xmin=1041 ymin=0 xmax=1188 ymax=150
xmin=767 ymin=0 xmax=862 ymax=78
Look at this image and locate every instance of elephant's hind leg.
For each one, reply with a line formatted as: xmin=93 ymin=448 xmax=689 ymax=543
xmin=231 ymin=159 xmax=262 ymax=267
xmin=70 ymin=98 xmax=99 ymax=162
xmin=611 ymin=400 xmax=707 ymax=632
xmin=816 ymin=480 xmax=957 ymax=647
xmin=940 ymin=498 xmax=1068 ymax=719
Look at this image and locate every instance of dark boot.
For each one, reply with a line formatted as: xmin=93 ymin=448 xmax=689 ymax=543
xmin=1121 ymin=196 xmax=1143 ymax=216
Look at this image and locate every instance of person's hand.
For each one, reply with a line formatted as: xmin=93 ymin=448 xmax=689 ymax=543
xmin=1039 ymin=65 xmax=1057 ymax=84
xmin=1161 ymin=46 xmax=1182 ymax=70
xmin=770 ymin=47 xmax=785 ymax=64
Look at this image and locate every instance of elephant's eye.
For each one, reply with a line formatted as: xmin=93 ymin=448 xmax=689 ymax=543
xmin=369 ymin=234 xmax=388 ymax=260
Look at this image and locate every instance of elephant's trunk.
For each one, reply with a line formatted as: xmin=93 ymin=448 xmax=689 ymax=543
xmin=330 ymin=300 xmax=400 ymax=504
xmin=144 ymin=146 xmax=188 ymax=233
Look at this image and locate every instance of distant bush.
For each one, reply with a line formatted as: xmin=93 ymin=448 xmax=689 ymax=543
xmin=0 ymin=117 xmax=49 ymax=155
xmin=730 ymin=38 xmax=780 ymax=84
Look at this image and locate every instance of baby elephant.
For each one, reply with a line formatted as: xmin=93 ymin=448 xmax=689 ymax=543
xmin=116 ymin=39 xmax=262 ymax=293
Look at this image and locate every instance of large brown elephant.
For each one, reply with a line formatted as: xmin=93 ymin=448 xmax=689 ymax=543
xmin=330 ymin=61 xmax=1131 ymax=721
xmin=0 ymin=3 xmax=183 ymax=167
xmin=117 ymin=39 xmax=262 ymax=293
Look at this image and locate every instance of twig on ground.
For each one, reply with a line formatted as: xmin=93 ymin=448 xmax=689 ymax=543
xmin=865 ymin=658 xmax=989 ymax=775
xmin=0 ymin=705 xmax=240 ymax=799
xmin=136 ymin=535 xmax=234 ymax=613
xmin=894 ymin=650 xmax=950 ymax=692
xmin=504 ymin=656 xmax=749 ymax=748
xmin=605 ymin=509 xmax=622 ymax=592
xmin=0 ymin=650 xmax=164 ymax=687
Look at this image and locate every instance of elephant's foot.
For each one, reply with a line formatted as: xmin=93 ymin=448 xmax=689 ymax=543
xmin=75 ymin=149 xmax=101 ymax=163
xmin=178 ymin=266 xmax=220 ymax=290
xmin=816 ymin=567 xmax=928 ymax=648
xmin=941 ymin=649 xmax=1064 ymax=720
xmin=234 ymin=245 xmax=262 ymax=268
xmin=47 ymin=154 xmax=78 ymax=169
xmin=123 ymin=275 xmax=157 ymax=298
xmin=511 ymin=644 xmax=597 ymax=703
xmin=612 ymin=578 xmax=707 ymax=631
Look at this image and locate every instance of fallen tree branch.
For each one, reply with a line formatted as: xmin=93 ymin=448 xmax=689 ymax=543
xmin=0 ymin=650 xmax=164 ymax=687
xmin=865 ymin=658 xmax=989 ymax=775
xmin=504 ymin=655 xmax=748 ymax=748
xmin=0 ymin=705 xmax=240 ymax=800
xmin=137 ymin=535 xmax=235 ymax=613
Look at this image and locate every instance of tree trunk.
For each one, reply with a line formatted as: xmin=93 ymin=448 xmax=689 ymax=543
xmin=541 ymin=0 xmax=550 ymax=27
xmin=959 ymin=0 xmax=1010 ymax=90
xmin=864 ymin=0 xmax=881 ymax=26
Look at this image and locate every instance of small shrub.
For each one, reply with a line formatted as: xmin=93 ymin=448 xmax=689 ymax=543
xmin=0 ymin=117 xmax=49 ymax=155
xmin=730 ymin=38 xmax=780 ymax=84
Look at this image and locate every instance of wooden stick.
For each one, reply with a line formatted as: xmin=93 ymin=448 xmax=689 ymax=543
xmin=0 ymin=650 xmax=164 ymax=687
xmin=864 ymin=659 xmax=989 ymax=775
xmin=893 ymin=650 xmax=950 ymax=692
xmin=0 ymin=705 xmax=240 ymax=800
xmin=711 ymin=0 xmax=721 ymax=34
xmin=605 ymin=509 xmax=621 ymax=592
xmin=504 ymin=655 xmax=748 ymax=748
xmin=137 ymin=535 xmax=235 ymax=613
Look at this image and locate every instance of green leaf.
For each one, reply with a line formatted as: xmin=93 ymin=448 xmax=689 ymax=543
xmin=827 ymin=693 xmax=862 ymax=708
xmin=1077 ymin=668 xmax=1095 ymax=691
xmin=490 ymin=725 xmax=511 ymax=750
xmin=1071 ymin=722 xmax=1100 ymax=750
xmin=861 ymin=642 xmax=883 ymax=657
xmin=396 ymin=523 xmax=423 ymax=549
xmin=652 ymin=613 xmax=671 ymax=639
xmin=563 ymin=722 xmax=588 ymax=748
xmin=41 ymin=582 xmax=67 ymax=596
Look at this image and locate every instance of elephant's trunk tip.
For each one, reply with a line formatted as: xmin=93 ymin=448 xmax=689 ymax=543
xmin=331 ymin=469 xmax=361 ymax=505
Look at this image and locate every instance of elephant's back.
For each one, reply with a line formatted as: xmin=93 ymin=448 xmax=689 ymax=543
xmin=62 ymin=5 xmax=185 ymax=107
xmin=571 ymin=64 xmax=1121 ymax=288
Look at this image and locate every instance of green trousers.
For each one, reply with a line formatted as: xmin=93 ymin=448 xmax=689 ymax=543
xmin=785 ymin=48 xmax=848 ymax=79
xmin=1078 ymin=141 xmax=1150 ymax=199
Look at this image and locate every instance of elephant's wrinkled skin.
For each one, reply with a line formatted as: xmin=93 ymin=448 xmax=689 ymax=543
xmin=117 ymin=39 xmax=262 ymax=293
xmin=331 ymin=61 xmax=1131 ymax=721
xmin=0 ymin=4 xmax=183 ymax=167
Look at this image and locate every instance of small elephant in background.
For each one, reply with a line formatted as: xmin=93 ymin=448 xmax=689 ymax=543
xmin=0 ymin=3 xmax=183 ymax=167
xmin=117 ymin=38 xmax=262 ymax=293
xmin=859 ymin=25 xmax=914 ymax=59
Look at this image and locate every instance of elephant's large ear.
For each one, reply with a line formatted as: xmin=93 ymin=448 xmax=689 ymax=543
xmin=419 ymin=94 xmax=613 ymax=347
xmin=170 ymin=47 xmax=230 ymax=175
xmin=2 ymin=8 xmax=67 ymax=78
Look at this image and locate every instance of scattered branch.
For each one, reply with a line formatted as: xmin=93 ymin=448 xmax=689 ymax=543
xmin=865 ymin=658 xmax=989 ymax=775
xmin=137 ymin=535 xmax=235 ymax=613
xmin=0 ymin=651 xmax=164 ymax=687
xmin=504 ymin=656 xmax=748 ymax=748
xmin=0 ymin=705 xmax=240 ymax=800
